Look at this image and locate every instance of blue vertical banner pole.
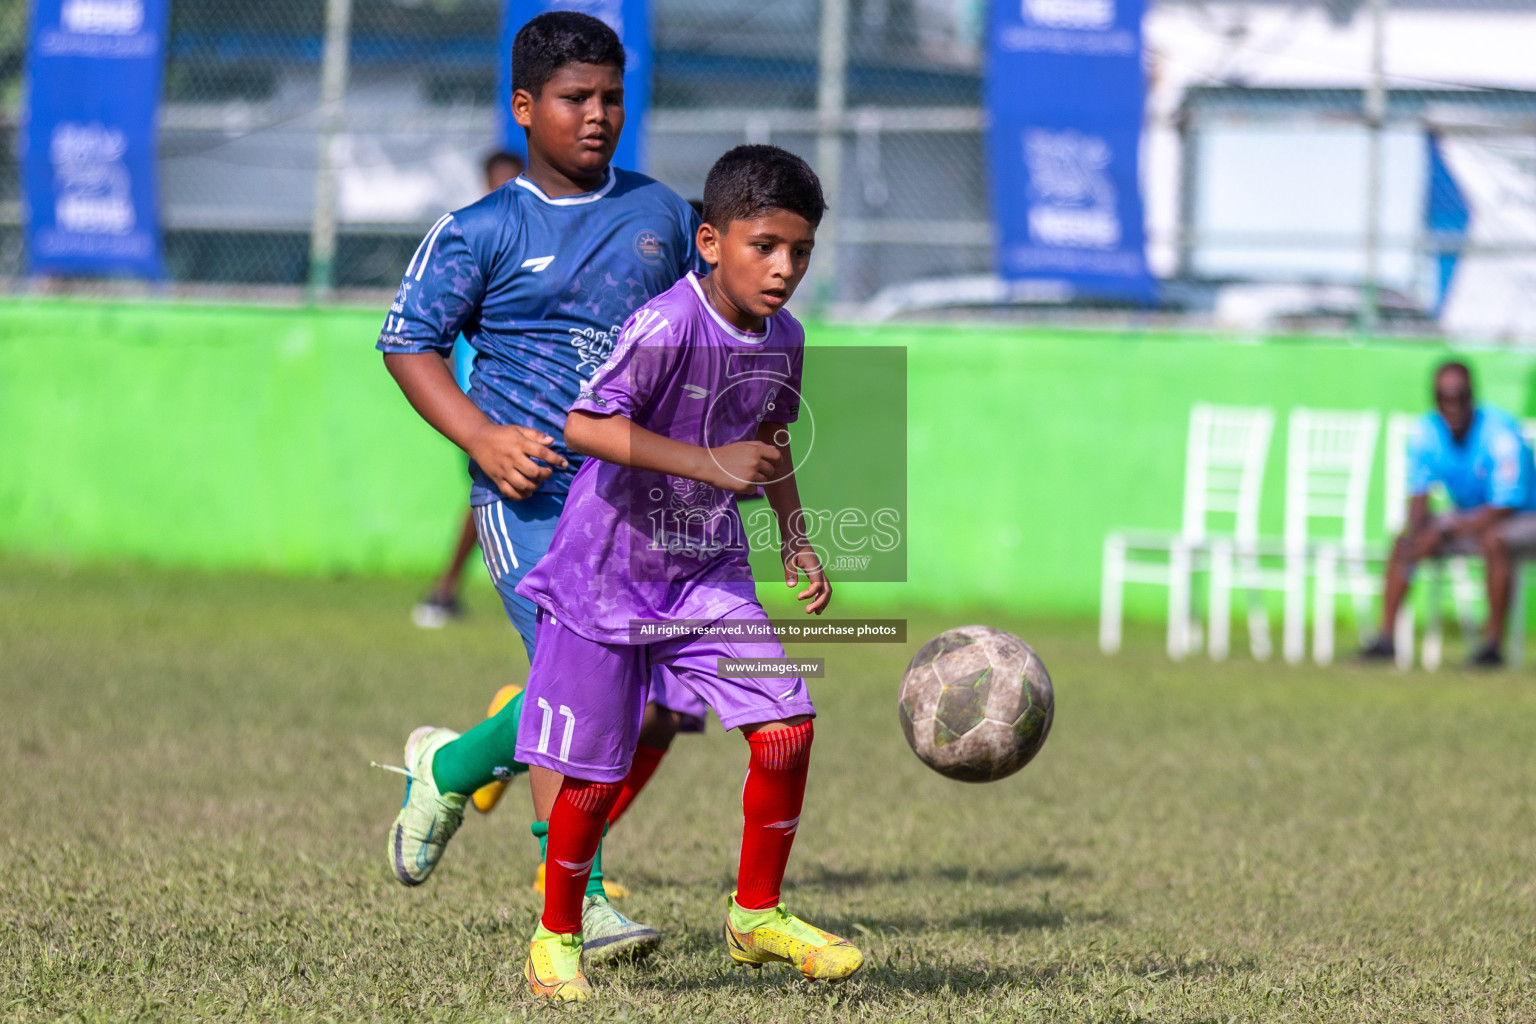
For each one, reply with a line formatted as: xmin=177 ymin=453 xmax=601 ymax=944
xmin=985 ymin=0 xmax=1154 ymax=303
xmin=499 ymin=0 xmax=651 ymax=174
xmin=22 ymin=0 xmax=169 ymax=279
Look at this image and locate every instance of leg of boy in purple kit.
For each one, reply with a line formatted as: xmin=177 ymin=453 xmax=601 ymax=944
xmin=519 ymin=614 xmax=862 ymax=1001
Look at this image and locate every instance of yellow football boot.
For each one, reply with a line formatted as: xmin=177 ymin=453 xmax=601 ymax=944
xmin=524 ymin=925 xmax=592 ymax=1002
xmin=723 ymin=895 xmax=864 ymax=981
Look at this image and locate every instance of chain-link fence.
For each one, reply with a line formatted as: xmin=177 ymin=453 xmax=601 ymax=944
xmin=2 ymin=0 xmax=1534 ymax=333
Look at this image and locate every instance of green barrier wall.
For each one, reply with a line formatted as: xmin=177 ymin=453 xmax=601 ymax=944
xmin=4 ymin=299 xmax=1533 ymax=617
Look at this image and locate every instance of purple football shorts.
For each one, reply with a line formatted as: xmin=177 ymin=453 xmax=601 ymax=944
xmin=514 ymin=611 xmax=816 ymax=782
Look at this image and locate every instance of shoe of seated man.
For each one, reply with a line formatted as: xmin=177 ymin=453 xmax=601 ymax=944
xmin=1356 ymin=636 xmax=1396 ymax=663
xmin=1468 ymin=641 xmax=1505 ymax=669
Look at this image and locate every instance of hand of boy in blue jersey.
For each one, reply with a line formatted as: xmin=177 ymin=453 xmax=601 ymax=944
xmin=783 ymin=544 xmax=831 ymax=615
xmin=469 ymin=423 xmax=571 ymax=501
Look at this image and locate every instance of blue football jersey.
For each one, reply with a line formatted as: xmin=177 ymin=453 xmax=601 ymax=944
xmin=1407 ymin=405 xmax=1536 ymax=512
xmin=377 ymin=167 xmax=701 ymax=503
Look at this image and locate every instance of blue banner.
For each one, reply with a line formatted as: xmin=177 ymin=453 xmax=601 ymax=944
xmin=499 ymin=0 xmax=651 ymax=174
xmin=23 ymin=0 xmax=168 ymax=279
xmin=1425 ymin=135 xmax=1469 ymax=318
xmin=985 ymin=0 xmax=1153 ymax=303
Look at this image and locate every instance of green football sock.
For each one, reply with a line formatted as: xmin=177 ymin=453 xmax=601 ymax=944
xmin=429 ymin=688 xmax=527 ymax=795
xmin=588 ymin=829 xmax=607 ymax=899
xmin=531 ymin=820 xmax=609 ymax=899
xmin=532 ymin=819 xmax=549 ymax=862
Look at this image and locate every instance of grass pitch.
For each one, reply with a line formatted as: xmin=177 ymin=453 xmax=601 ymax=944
xmin=4 ymin=560 xmax=1536 ymax=1022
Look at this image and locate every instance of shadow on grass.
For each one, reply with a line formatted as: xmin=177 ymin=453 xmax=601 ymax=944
xmin=849 ymin=953 xmax=1260 ymax=997
xmin=794 ymin=860 xmax=1091 ymax=893
xmin=625 ymin=949 xmax=1259 ymax=1000
xmin=457 ymin=914 xmax=526 ymax=936
xmin=853 ymin=904 xmax=1113 ymax=936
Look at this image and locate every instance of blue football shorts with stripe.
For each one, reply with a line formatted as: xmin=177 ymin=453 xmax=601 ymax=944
xmin=474 ymin=489 xmax=710 ymax=732
xmin=473 ymin=491 xmax=562 ymax=657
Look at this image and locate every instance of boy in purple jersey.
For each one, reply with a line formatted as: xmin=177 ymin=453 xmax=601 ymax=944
xmin=512 ymin=145 xmax=863 ymax=1000
xmin=376 ymin=11 xmax=709 ymax=960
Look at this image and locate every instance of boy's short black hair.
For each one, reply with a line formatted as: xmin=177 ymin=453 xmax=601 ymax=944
xmin=702 ymin=145 xmax=826 ymax=230
xmin=511 ymin=12 xmax=625 ymax=97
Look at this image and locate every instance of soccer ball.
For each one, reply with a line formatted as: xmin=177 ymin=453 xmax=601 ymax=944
xmin=898 ymin=625 xmax=1054 ymax=783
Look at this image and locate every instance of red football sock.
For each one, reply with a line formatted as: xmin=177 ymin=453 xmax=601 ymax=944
xmin=736 ymin=720 xmax=814 ymax=912
xmin=607 ymin=744 xmax=668 ymax=826
xmin=541 ymin=777 xmax=623 ymax=934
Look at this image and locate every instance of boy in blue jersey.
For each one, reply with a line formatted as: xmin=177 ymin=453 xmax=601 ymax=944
xmin=375 ymin=11 xmax=706 ymax=957
xmin=1362 ymin=361 xmax=1536 ymax=667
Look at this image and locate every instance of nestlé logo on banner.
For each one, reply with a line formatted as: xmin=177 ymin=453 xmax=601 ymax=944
xmin=1023 ymin=0 xmax=1113 ymax=30
xmin=1023 ymin=129 xmax=1120 ymax=251
xmin=51 ymin=122 xmax=135 ymax=236
xmin=61 ymin=0 xmax=144 ymax=35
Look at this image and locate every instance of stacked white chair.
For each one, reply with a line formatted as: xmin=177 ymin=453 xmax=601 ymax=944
xmin=1215 ymin=409 xmax=1380 ymax=665
xmin=1100 ymin=404 xmax=1274 ymax=661
xmin=1376 ymin=413 xmax=1424 ymax=668
xmin=1306 ymin=412 xmax=1390 ymax=664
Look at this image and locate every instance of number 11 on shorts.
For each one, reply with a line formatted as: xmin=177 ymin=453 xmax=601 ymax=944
xmin=536 ymin=697 xmax=576 ymax=762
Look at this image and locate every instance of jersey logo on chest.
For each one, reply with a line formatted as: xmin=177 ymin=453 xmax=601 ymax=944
xmin=522 ymin=255 xmax=556 ymax=273
xmin=569 ymin=325 xmax=622 ymax=376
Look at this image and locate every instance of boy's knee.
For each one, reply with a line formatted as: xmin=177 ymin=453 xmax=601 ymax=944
xmin=559 ymin=777 xmax=624 ymax=815
xmin=745 ymin=718 xmax=814 ymax=772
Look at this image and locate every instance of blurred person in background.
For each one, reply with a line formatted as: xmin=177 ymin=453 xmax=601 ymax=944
xmin=1360 ymin=361 xmax=1536 ymax=668
xmin=412 ymin=150 xmax=526 ymax=628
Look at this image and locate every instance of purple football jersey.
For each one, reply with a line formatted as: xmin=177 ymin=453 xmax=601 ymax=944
xmin=516 ymin=272 xmax=805 ymax=643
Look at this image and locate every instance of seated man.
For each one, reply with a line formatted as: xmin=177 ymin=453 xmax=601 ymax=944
xmin=1362 ymin=360 xmax=1536 ymax=667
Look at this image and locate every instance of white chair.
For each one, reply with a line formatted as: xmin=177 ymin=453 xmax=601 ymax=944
xmin=1100 ymin=403 xmax=1275 ymax=661
xmin=1218 ymin=408 xmax=1380 ymax=665
xmin=1377 ymin=413 xmax=1423 ymax=668
xmin=1308 ymin=410 xmax=1434 ymax=669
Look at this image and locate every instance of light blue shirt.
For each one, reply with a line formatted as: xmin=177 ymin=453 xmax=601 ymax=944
xmin=450 ymin=335 xmax=476 ymax=394
xmin=1407 ymin=405 xmax=1536 ymax=511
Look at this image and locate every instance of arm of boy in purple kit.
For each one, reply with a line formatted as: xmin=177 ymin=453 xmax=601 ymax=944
xmin=755 ymin=419 xmax=832 ymax=615
xmin=564 ymin=409 xmax=832 ymax=614
xmin=564 ymin=407 xmax=777 ymax=494
xmin=383 ymin=353 xmax=568 ymax=500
